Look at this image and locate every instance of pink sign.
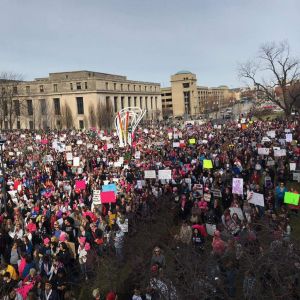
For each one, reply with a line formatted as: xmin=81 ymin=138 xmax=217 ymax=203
xmin=100 ymin=191 xmax=116 ymax=203
xmin=41 ymin=139 xmax=48 ymax=145
xmin=75 ymin=180 xmax=86 ymax=190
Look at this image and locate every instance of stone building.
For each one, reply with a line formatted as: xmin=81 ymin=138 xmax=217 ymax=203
xmin=161 ymin=71 xmax=237 ymax=118
xmin=0 ymin=71 xmax=162 ymax=130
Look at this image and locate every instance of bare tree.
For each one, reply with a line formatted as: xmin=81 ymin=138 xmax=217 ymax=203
xmin=61 ymin=103 xmax=74 ymax=129
xmin=97 ymin=100 xmax=114 ymax=129
xmin=89 ymin=105 xmax=97 ymax=128
xmin=238 ymin=41 xmax=300 ymax=117
xmin=0 ymin=72 xmax=23 ymax=129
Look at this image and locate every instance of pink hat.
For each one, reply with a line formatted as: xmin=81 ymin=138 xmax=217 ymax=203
xmin=214 ymin=230 xmax=221 ymax=238
xmin=106 ymin=292 xmax=117 ymax=300
xmin=59 ymin=232 xmax=67 ymax=242
xmin=79 ymin=237 xmax=86 ymax=244
xmin=43 ymin=238 xmax=50 ymax=245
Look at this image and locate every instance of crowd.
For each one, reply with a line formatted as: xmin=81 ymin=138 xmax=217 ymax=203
xmin=0 ymin=116 xmax=299 ymax=300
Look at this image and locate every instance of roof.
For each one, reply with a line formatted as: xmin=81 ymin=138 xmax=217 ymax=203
xmin=175 ymin=70 xmax=192 ymax=75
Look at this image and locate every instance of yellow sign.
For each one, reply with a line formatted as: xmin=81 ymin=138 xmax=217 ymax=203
xmin=203 ymin=159 xmax=213 ymax=169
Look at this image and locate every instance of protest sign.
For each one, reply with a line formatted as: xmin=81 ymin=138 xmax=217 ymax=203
xmin=100 ymin=191 xmax=116 ymax=203
xmin=35 ymin=135 xmax=41 ymax=141
xmin=189 ymin=138 xmax=196 ymax=145
xmin=284 ymin=129 xmax=291 ymax=133
xmin=66 ymin=145 xmax=72 ymax=152
xmin=135 ymin=151 xmax=141 ymax=160
xmin=107 ymin=143 xmax=113 ymax=149
xmin=206 ymin=224 xmax=216 ymax=236
xmin=93 ymin=190 xmax=101 ymax=204
xmin=75 ymin=180 xmax=86 ymax=190
xmin=93 ymin=145 xmax=98 ymax=150
xmin=293 ymin=172 xmax=300 ymax=182
xmin=102 ymin=183 xmax=117 ymax=194
xmin=211 ymin=188 xmax=222 ymax=198
xmin=232 ymin=178 xmax=243 ymax=195
xmin=203 ymin=160 xmax=213 ymax=169
xmin=267 ymin=131 xmax=275 ymax=138
xmin=286 ymin=133 xmax=293 ymax=143
xmin=114 ymin=161 xmax=122 ymax=167
xmin=77 ymin=140 xmax=83 ymax=145
xmin=158 ymin=170 xmax=172 ymax=180
xmin=229 ymin=207 xmax=244 ymax=220
xmin=173 ymin=142 xmax=180 ymax=148
xmin=168 ymin=132 xmax=173 ymax=140
xmin=290 ymin=163 xmax=296 ymax=171
xmin=66 ymin=152 xmax=73 ymax=161
xmin=248 ymin=192 xmax=264 ymax=207
xmin=41 ymin=139 xmax=48 ymax=145
xmin=73 ymin=157 xmax=80 ymax=167
xmin=258 ymin=148 xmax=270 ymax=155
xmin=144 ymin=170 xmax=156 ymax=179
xmin=284 ymin=192 xmax=299 ymax=206
xmin=274 ymin=149 xmax=286 ymax=157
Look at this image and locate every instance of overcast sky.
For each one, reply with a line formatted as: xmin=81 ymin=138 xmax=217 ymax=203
xmin=0 ymin=0 xmax=299 ymax=87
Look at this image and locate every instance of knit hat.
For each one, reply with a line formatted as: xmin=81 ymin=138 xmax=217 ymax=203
xmin=43 ymin=238 xmax=50 ymax=245
xmin=106 ymin=291 xmax=117 ymax=300
xmin=79 ymin=237 xmax=86 ymax=244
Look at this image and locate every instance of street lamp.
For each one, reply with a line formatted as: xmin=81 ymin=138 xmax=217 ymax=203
xmin=0 ymin=137 xmax=6 ymax=212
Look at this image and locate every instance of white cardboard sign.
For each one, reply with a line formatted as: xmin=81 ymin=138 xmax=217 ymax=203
xmin=144 ymin=170 xmax=156 ymax=179
xmin=258 ymin=148 xmax=270 ymax=155
xmin=248 ymin=192 xmax=264 ymax=207
xmin=158 ymin=170 xmax=172 ymax=180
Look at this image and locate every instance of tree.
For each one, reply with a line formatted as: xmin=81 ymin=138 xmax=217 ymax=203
xmin=0 ymin=72 xmax=23 ymax=129
xmin=61 ymin=103 xmax=74 ymax=129
xmin=89 ymin=105 xmax=97 ymax=128
xmin=238 ymin=41 xmax=300 ymax=118
xmin=97 ymin=100 xmax=114 ymax=129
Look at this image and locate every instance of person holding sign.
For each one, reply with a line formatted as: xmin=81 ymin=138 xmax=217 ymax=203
xmin=275 ymin=182 xmax=288 ymax=209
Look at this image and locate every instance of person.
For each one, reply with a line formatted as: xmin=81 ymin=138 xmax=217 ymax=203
xmin=151 ymin=247 xmax=166 ymax=269
xmin=275 ymin=182 xmax=287 ymax=209
xmin=175 ymin=221 xmax=192 ymax=245
xmin=40 ymin=281 xmax=59 ymax=300
xmin=243 ymin=270 xmax=257 ymax=300
xmin=106 ymin=291 xmax=118 ymax=300
xmin=0 ymin=272 xmax=17 ymax=298
xmin=92 ymin=288 xmax=101 ymax=300
xmin=191 ymin=228 xmax=204 ymax=252
xmin=78 ymin=236 xmax=90 ymax=280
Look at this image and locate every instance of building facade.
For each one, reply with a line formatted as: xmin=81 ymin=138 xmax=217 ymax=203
xmin=0 ymin=71 xmax=162 ymax=130
xmin=161 ymin=71 xmax=237 ymax=118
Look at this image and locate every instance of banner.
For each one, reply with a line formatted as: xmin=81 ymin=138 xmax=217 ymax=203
xmin=158 ymin=170 xmax=172 ymax=180
xmin=232 ymin=178 xmax=243 ymax=195
xmin=284 ymin=192 xmax=299 ymax=206
xmin=144 ymin=170 xmax=156 ymax=179
xmin=203 ymin=160 xmax=213 ymax=169
xmin=248 ymin=192 xmax=264 ymax=207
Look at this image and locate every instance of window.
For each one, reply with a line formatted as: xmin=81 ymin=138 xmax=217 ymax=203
xmin=105 ymin=82 xmax=109 ymax=90
xmin=40 ymin=99 xmax=47 ymax=115
xmin=114 ymin=96 xmax=118 ymax=113
xmin=53 ymin=84 xmax=58 ymax=92
xmin=134 ymin=97 xmax=137 ymax=106
xmin=121 ymin=97 xmax=124 ymax=109
xmin=128 ymin=84 xmax=130 ymax=91
xmin=155 ymin=97 xmax=158 ymax=109
xmin=13 ymin=86 xmax=18 ymax=94
xmin=114 ymin=83 xmax=116 ymax=90
xmin=4 ymin=121 xmax=8 ymax=129
xmin=150 ymin=86 xmax=152 ymax=92
xmin=183 ymin=83 xmax=190 ymax=88
xmin=134 ymin=85 xmax=136 ymax=91
xmin=29 ymin=120 xmax=34 ymax=130
xmin=42 ymin=120 xmax=48 ymax=130
xmin=145 ymin=97 xmax=148 ymax=109
xmin=27 ymin=100 xmax=33 ymax=116
xmin=17 ymin=121 xmax=21 ymax=129
xmin=14 ymin=100 xmax=20 ymax=116
xmin=56 ymin=120 xmax=61 ymax=129
xmin=139 ymin=85 xmax=141 ymax=91
xmin=53 ymin=98 xmax=61 ymax=115
xmin=140 ymin=97 xmax=143 ymax=108
xmin=76 ymin=97 xmax=84 ymax=114
xmin=84 ymin=82 xmax=88 ymax=89
xmin=39 ymin=85 xmax=44 ymax=93
xmin=70 ymin=83 xmax=73 ymax=90
xmin=79 ymin=120 xmax=84 ymax=129
xmin=144 ymin=86 xmax=147 ymax=91
xmin=26 ymin=86 xmax=30 ymax=93
xmin=121 ymin=84 xmax=123 ymax=91
xmin=76 ymin=82 xmax=81 ymax=90
xmin=128 ymin=97 xmax=131 ymax=107
xmin=106 ymin=96 xmax=110 ymax=107
xmin=150 ymin=97 xmax=153 ymax=109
